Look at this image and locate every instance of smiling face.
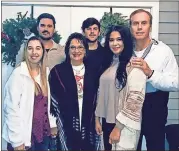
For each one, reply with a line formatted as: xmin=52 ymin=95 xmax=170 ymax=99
xmin=130 ymin=12 xmax=151 ymax=41
xmin=69 ymin=38 xmax=86 ymax=65
xmin=83 ymin=24 xmax=100 ymax=43
xmin=26 ymin=40 xmax=44 ymax=65
xmin=109 ymin=31 xmax=124 ymax=55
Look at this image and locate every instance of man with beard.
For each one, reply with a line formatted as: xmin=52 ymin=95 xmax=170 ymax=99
xmin=16 ymin=13 xmax=66 ymax=70
xmin=81 ymin=17 xmax=105 ymax=75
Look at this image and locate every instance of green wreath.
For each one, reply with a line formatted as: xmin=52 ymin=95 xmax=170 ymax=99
xmin=99 ymin=12 xmax=129 ymax=42
xmin=2 ymin=16 xmax=62 ymax=67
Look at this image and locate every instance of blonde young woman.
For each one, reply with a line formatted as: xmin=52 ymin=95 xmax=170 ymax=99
xmin=2 ymin=36 xmax=57 ymax=151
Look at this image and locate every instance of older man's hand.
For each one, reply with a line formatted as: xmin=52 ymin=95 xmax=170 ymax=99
xmin=130 ymin=57 xmax=153 ymax=78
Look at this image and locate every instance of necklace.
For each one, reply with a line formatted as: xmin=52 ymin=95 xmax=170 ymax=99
xmin=72 ymin=64 xmax=85 ymax=75
xmin=133 ymin=39 xmax=155 ymax=59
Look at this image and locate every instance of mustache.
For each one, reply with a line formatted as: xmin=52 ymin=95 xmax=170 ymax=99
xmin=42 ymin=30 xmax=49 ymax=34
xmin=89 ymin=34 xmax=96 ymax=36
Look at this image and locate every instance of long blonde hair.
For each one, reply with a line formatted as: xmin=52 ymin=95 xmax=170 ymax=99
xmin=23 ymin=36 xmax=48 ymax=96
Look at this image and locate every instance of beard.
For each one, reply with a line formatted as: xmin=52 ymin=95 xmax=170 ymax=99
xmin=39 ymin=34 xmax=53 ymax=41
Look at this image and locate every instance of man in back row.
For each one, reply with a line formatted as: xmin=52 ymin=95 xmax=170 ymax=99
xmin=16 ymin=13 xmax=66 ymax=70
xmin=130 ymin=9 xmax=179 ymax=150
xmin=81 ymin=17 xmax=105 ymax=76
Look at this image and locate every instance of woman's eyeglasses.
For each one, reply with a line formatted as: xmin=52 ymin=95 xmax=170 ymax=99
xmin=69 ymin=45 xmax=84 ymax=51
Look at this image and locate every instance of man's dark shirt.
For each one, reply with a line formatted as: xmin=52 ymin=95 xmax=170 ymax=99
xmin=86 ymin=42 xmax=105 ymax=75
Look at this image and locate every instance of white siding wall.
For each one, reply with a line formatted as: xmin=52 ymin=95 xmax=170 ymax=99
xmin=159 ymin=1 xmax=179 ymax=125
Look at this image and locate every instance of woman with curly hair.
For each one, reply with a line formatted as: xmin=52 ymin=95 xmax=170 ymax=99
xmin=49 ymin=32 xmax=100 ymax=150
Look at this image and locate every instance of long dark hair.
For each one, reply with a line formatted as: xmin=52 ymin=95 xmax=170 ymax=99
xmin=64 ymin=32 xmax=88 ymax=63
xmin=103 ymin=25 xmax=133 ymax=90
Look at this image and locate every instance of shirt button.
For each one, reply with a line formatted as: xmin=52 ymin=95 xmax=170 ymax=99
xmin=45 ymin=119 xmax=48 ymax=123
xmin=44 ymin=104 xmax=47 ymax=107
xmin=45 ymin=112 xmax=47 ymax=115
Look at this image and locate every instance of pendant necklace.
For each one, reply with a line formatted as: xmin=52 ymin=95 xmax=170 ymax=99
xmin=72 ymin=64 xmax=85 ymax=75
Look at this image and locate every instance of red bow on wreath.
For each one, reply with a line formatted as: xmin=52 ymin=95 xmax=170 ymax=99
xmin=1 ymin=32 xmax=10 ymax=42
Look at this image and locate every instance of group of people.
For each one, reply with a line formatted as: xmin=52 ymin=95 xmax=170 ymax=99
xmin=2 ymin=8 xmax=178 ymax=151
